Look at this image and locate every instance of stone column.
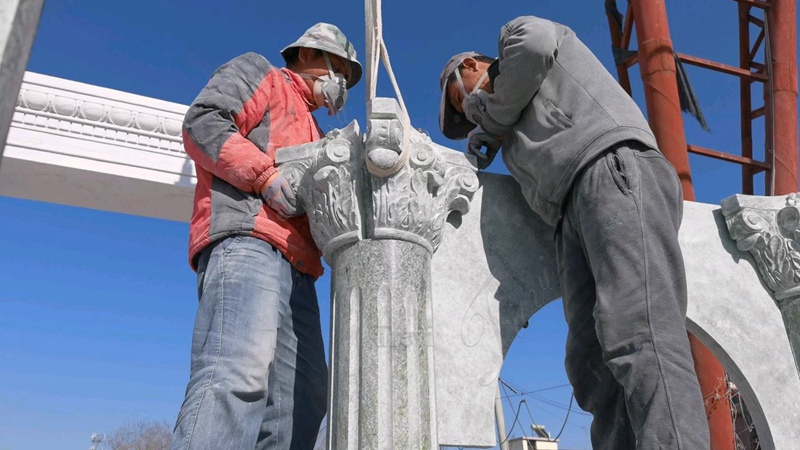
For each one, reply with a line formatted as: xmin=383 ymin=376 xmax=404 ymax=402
xmin=276 ymin=99 xmax=478 ymax=450
xmin=0 ymin=0 xmax=45 ymax=163
xmin=722 ymin=193 xmax=800 ymax=376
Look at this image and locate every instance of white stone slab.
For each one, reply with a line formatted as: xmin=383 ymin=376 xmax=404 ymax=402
xmin=0 ymin=72 xmax=194 ymax=221
xmin=431 ymin=173 xmax=560 ymax=448
xmin=681 ymin=201 xmax=800 ymax=450
xmin=0 ymin=0 xmax=44 ymax=161
xmin=431 ymin=174 xmax=800 ymax=449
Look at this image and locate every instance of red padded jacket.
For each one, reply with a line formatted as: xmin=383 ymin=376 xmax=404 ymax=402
xmin=183 ymin=52 xmax=323 ymax=277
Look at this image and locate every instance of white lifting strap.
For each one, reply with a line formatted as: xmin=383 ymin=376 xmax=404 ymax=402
xmin=365 ymin=0 xmax=413 ymax=177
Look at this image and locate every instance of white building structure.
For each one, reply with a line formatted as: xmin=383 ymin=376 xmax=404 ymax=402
xmin=0 ymin=72 xmax=195 ymax=221
xmin=508 ymin=436 xmax=558 ymax=450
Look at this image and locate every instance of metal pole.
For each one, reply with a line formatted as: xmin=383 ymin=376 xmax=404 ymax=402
xmin=768 ymin=0 xmax=799 ymax=195
xmin=495 ymin=385 xmax=509 ymax=450
xmin=688 ymin=334 xmax=735 ymax=450
xmin=605 ymin=2 xmax=633 ymax=96
xmin=630 ymin=2 xmax=735 ymax=449
xmin=739 ymin=3 xmax=755 ymax=195
xmin=630 ymin=0 xmax=694 ymax=199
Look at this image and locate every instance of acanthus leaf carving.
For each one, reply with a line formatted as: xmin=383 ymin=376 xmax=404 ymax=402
xmin=722 ymin=193 xmax=800 ymax=300
xmin=367 ymin=106 xmax=479 ymax=253
xmin=277 ymin=121 xmax=364 ymax=263
xmin=276 ymin=99 xmax=480 ymax=259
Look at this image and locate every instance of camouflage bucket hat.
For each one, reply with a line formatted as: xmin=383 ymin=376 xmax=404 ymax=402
xmin=281 ymin=23 xmax=363 ymax=89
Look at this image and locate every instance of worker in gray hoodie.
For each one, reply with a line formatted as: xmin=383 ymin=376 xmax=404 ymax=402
xmin=439 ymin=15 xmax=710 ymax=450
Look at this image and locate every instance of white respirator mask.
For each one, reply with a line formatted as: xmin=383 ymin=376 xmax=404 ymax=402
xmin=455 ymin=68 xmax=490 ymax=125
xmin=301 ymin=52 xmax=348 ymax=116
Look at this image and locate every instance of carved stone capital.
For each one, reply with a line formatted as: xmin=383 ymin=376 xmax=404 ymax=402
xmin=722 ymin=193 xmax=800 ymax=301
xmin=276 ymin=121 xmax=364 ymax=262
xmin=369 ymin=130 xmax=478 ymax=252
xmin=275 ymin=100 xmax=479 ymax=260
xmin=366 ymin=98 xmax=479 ymax=252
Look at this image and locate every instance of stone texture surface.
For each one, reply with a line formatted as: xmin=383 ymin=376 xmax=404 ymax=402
xmin=0 ymin=0 xmax=44 ymax=162
xmin=275 ymin=121 xmax=364 ymax=262
xmin=721 ymin=193 xmax=800 ymax=375
xmin=276 ymin=98 xmax=478 ymax=450
xmin=328 ymin=240 xmax=435 ymax=450
xmin=430 ymin=180 xmax=800 ymax=449
xmin=431 ymin=173 xmax=560 ymax=447
xmin=365 ymin=100 xmax=403 ymax=171
xmin=368 ymin=130 xmax=478 ymax=252
xmin=365 ymin=97 xmax=409 ymax=175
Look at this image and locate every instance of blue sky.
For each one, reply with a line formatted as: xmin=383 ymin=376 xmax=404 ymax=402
xmin=1 ymin=1 xmax=796 ymax=449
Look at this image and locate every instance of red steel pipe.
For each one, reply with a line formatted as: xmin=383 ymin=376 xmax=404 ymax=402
xmin=631 ymin=0 xmax=694 ymax=197
xmin=605 ymin=8 xmax=633 ymax=95
xmin=630 ymin=1 xmax=735 ymax=449
xmin=768 ymin=0 xmax=799 ymax=195
xmin=740 ymin=3 xmax=755 ymax=195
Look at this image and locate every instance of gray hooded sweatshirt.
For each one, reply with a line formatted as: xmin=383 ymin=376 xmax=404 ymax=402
xmin=480 ymin=16 xmax=659 ymax=226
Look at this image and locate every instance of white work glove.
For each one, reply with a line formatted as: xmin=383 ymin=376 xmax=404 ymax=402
xmin=467 ymin=126 xmax=502 ymax=170
xmin=260 ymin=171 xmax=301 ymax=218
xmin=462 ymin=90 xmax=489 ymax=126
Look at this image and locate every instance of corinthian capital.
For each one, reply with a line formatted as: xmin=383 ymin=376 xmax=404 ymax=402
xmin=276 ymin=99 xmax=480 ymax=260
xmin=721 ymin=193 xmax=800 ymax=301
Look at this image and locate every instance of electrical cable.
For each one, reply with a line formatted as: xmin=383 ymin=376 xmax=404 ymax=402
xmin=500 ymin=383 xmax=572 ymax=399
xmin=552 ymin=393 xmax=574 ymax=441
xmin=498 ymin=399 xmax=526 ymax=446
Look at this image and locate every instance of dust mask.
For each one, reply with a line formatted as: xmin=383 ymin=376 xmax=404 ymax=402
xmin=455 ymin=68 xmax=489 ymax=125
xmin=301 ymin=52 xmax=348 ymax=116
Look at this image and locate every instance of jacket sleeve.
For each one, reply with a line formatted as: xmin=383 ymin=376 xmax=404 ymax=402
xmin=480 ymin=16 xmax=559 ymax=137
xmin=182 ymin=52 xmax=277 ymax=194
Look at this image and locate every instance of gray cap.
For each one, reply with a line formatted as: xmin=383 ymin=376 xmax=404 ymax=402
xmin=439 ymin=51 xmax=481 ymax=140
xmin=281 ymin=23 xmax=363 ymax=89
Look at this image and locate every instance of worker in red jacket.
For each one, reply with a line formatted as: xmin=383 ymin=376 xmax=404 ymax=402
xmin=170 ymin=23 xmax=362 ymax=450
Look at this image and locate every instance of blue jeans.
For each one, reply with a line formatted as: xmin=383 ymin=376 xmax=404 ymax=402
xmin=171 ymin=236 xmax=327 ymax=450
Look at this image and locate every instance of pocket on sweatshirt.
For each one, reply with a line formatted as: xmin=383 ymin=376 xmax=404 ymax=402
xmin=605 ymin=149 xmax=632 ymax=195
xmin=545 ymin=99 xmax=575 ymax=129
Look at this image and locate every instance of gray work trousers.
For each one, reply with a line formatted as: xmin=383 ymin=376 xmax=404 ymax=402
xmin=555 ymin=141 xmax=710 ymax=450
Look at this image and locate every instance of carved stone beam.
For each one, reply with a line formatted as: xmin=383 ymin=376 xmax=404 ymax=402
xmin=721 ymin=193 xmax=800 ymax=375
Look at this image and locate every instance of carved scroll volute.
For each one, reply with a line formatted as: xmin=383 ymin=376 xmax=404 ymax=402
xmin=726 ymin=209 xmax=773 ymax=252
xmin=276 ymin=121 xmax=364 ymax=263
xmin=778 ymin=194 xmax=800 ymax=240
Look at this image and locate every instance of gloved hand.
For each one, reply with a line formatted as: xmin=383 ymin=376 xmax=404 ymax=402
xmin=462 ymin=90 xmax=489 ymax=126
xmin=260 ymin=171 xmax=301 ymax=218
xmin=467 ymin=126 xmax=502 ymax=170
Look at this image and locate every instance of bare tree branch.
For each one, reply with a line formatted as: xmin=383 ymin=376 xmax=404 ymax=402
xmin=105 ymin=419 xmax=172 ymax=450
